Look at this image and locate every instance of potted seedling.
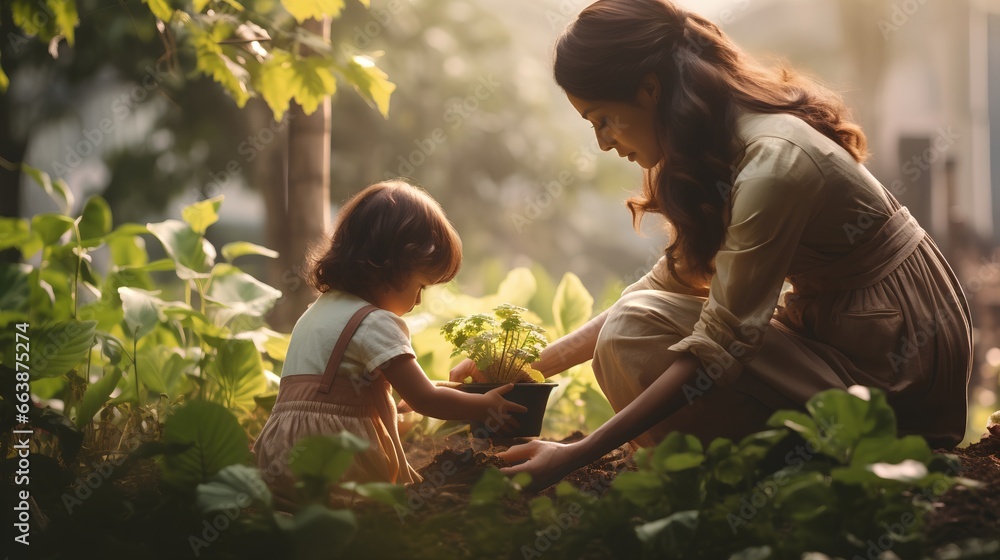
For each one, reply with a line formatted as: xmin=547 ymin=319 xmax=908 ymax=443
xmin=441 ymin=304 xmax=557 ymax=438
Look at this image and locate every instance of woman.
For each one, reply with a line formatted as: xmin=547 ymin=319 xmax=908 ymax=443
xmin=452 ymin=0 xmax=972 ymax=491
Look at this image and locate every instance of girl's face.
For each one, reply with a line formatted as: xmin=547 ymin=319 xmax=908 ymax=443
xmin=566 ymin=77 xmax=663 ymax=169
xmin=373 ymin=272 xmax=434 ymax=316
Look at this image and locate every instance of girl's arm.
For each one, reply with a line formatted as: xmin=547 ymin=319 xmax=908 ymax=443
xmin=497 ymin=353 xmax=702 ymax=491
xmin=381 ymin=355 xmax=527 ymax=420
xmin=449 ymin=309 xmax=611 ymax=382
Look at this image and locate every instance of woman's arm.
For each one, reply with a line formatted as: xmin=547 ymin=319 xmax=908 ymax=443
xmin=497 ymin=353 xmax=702 ymax=491
xmin=449 ymin=309 xmax=611 ymax=382
xmin=382 ymin=355 xmax=527 ymax=420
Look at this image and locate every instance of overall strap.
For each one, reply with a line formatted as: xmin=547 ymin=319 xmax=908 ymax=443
xmin=318 ymin=304 xmax=379 ymax=394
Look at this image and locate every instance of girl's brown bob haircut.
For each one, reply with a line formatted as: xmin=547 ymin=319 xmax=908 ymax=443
xmin=309 ymin=180 xmax=463 ymax=298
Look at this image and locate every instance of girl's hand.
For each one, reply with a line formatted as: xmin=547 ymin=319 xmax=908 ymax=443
xmin=450 ymin=358 xmax=488 ymax=383
xmin=497 ymin=440 xmax=576 ymax=492
xmin=482 ymin=383 xmax=528 ymax=418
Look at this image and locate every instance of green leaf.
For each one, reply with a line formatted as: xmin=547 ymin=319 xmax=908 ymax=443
xmin=190 ymin=25 xmax=250 ymax=108
xmin=291 ymin=55 xmax=338 ymax=115
xmin=0 ymin=263 xmax=31 ymax=316
xmin=276 ymin=504 xmax=357 ymax=558
xmin=144 ymin=0 xmax=174 ymax=21
xmin=612 ymin=470 xmax=663 ymax=507
xmin=31 ymin=320 xmax=97 ymax=378
xmin=850 ymin=435 xmax=931 ymax=468
xmin=78 ymin=195 xmax=113 ymax=241
xmin=495 ymin=267 xmax=536 ymax=306
xmin=205 ymin=264 xmax=282 ymax=331
xmin=202 ymin=337 xmax=268 ymax=411
xmin=635 ymin=510 xmax=699 ymax=548
xmin=146 ymin=219 xmax=216 ymax=279
xmin=74 ymin=365 xmax=122 ymax=429
xmin=552 ymin=272 xmax=594 ymax=337
xmin=221 ymin=241 xmax=279 ymax=262
xmin=46 ymin=0 xmax=79 ymax=45
xmin=196 ymin=464 xmax=273 ymax=513
xmin=160 ymin=400 xmax=252 ymax=489
xmin=253 ymin=49 xmax=297 ymax=121
xmin=469 ymin=466 xmax=521 ymax=506
xmin=340 ymin=57 xmax=395 ymax=118
xmin=182 ymin=195 xmax=223 ymax=235
xmin=22 ymin=164 xmax=74 ymax=214
xmin=118 ymin=287 xmax=164 ymax=340
xmin=801 ymin=387 xmax=897 ymax=463
xmin=663 ymin=452 xmax=705 ymax=472
xmin=31 ymin=214 xmax=75 ymax=246
xmin=289 ymin=433 xmax=369 ymax=490
xmin=281 ymin=0 xmax=346 ymax=22
xmin=0 ymin=218 xmax=34 ymax=252
xmin=340 ymin=481 xmax=404 ymax=507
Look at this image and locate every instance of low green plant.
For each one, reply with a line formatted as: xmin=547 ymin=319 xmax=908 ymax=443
xmin=441 ymin=304 xmax=548 ymax=384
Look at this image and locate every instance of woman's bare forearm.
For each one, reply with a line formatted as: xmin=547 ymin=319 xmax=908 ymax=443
xmin=534 ymin=309 xmax=610 ymax=377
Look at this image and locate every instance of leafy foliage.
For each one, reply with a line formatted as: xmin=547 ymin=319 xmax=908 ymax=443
xmin=441 ymin=303 xmax=548 ymax=384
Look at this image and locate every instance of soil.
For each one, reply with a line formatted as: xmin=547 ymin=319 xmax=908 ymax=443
xmin=926 ymin=434 xmax=1000 ymax=545
xmin=401 ymin=429 xmax=1000 ymax=547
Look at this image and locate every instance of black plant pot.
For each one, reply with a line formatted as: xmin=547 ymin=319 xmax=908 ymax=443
xmin=458 ymin=382 xmax=558 ymax=438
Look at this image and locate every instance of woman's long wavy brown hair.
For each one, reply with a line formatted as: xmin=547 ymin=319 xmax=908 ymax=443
xmin=554 ymin=0 xmax=867 ymax=287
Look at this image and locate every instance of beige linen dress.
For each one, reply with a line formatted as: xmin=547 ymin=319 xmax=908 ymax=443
xmin=594 ymin=111 xmax=972 ymax=450
xmin=252 ymin=291 xmax=421 ymax=512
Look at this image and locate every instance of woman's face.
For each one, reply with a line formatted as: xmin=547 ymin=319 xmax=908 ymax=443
xmin=566 ymin=83 xmax=662 ymax=169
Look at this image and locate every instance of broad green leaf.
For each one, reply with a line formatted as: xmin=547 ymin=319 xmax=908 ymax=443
xmin=108 ymin=234 xmax=149 ymax=268
xmin=469 ymin=466 xmax=522 ymax=506
xmin=289 ymin=432 xmax=369 ymax=489
xmin=78 ymin=195 xmax=113 ymax=241
xmin=552 ymin=272 xmax=593 ymax=337
xmin=190 ymin=26 xmax=250 ymax=108
xmin=182 ymin=195 xmax=223 ymax=234
xmin=275 ymin=504 xmax=357 ymax=557
xmin=774 ymin=472 xmax=833 ymax=521
xmin=663 ymin=452 xmax=705 ymax=472
xmin=0 ymin=218 xmax=33 ymax=252
xmin=635 ymin=510 xmax=699 ymax=547
xmin=495 ymin=267 xmax=536 ymax=306
xmin=144 ymin=0 xmax=174 ymax=20
xmin=12 ymin=0 xmax=60 ymax=40
xmin=651 ymin=432 xmax=703 ymax=471
xmin=339 ymin=481 xmax=405 ymax=507
xmin=253 ymin=49 xmax=297 ymax=121
xmin=221 ymin=241 xmax=279 ymax=262
xmin=118 ymin=287 xmax=164 ymax=340
xmin=803 ymin=387 xmax=897 ymax=463
xmin=290 ymin=55 xmax=337 ymax=115
xmin=22 ymin=163 xmax=74 ymax=214
xmin=205 ymin=264 xmax=282 ymax=331
xmin=196 ymin=464 xmax=272 ymax=513
xmin=0 ymin=263 xmax=31 ymax=316
xmin=146 ymin=219 xmax=216 ymax=279
xmin=340 ymin=56 xmax=395 ymax=118
xmin=850 ymin=435 xmax=931 ymax=468
xmin=46 ymin=0 xmax=78 ymax=45
xmin=74 ymin=365 xmax=122 ymax=429
xmin=159 ymin=400 xmax=252 ymax=489
xmin=30 ymin=320 xmax=97 ymax=378
xmin=30 ymin=214 xmax=74 ymax=245
xmin=281 ymin=0 xmax=346 ymax=23
xmin=202 ymin=337 xmax=268 ymax=411
xmin=612 ymin=470 xmax=663 ymax=507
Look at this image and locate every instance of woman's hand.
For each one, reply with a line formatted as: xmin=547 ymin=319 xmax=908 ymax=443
xmin=450 ymin=358 xmax=488 ymax=383
xmin=497 ymin=440 xmax=577 ymax=493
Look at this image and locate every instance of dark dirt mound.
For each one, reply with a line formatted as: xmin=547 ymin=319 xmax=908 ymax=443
xmin=926 ymin=435 xmax=1000 ymax=546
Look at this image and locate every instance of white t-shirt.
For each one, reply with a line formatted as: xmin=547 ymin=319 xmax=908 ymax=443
xmin=281 ymin=290 xmax=414 ymax=379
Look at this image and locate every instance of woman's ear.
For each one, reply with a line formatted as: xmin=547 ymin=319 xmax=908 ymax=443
xmin=636 ymin=72 xmax=661 ymax=107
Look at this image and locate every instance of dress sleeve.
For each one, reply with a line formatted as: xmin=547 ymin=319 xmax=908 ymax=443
xmin=351 ymin=309 xmax=417 ymax=373
xmin=667 ymin=136 xmax=825 ymax=386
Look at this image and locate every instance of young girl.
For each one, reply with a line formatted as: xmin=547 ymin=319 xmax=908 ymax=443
xmin=252 ymin=180 xmax=525 ymax=511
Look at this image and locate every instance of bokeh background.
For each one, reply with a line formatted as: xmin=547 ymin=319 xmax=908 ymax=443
xmin=4 ymin=0 xmax=1000 ymax=443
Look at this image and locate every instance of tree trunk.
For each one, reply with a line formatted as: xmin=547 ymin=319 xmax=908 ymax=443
xmin=262 ymin=16 xmax=332 ymax=332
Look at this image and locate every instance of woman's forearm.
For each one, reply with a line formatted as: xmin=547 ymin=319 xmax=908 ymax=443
xmin=570 ymin=353 xmax=702 ymax=466
xmin=534 ymin=309 xmax=610 ymax=378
